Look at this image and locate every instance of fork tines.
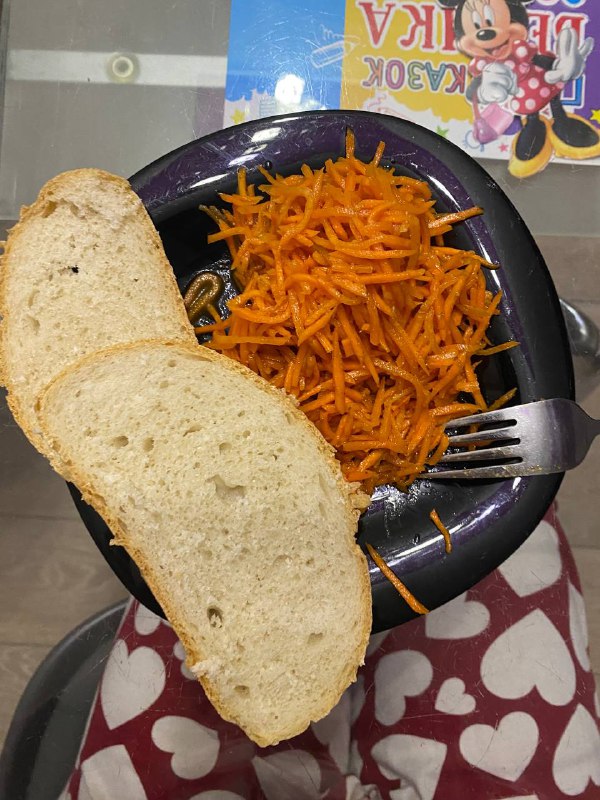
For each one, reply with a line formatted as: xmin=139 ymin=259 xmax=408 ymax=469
xmin=434 ymin=410 xmax=522 ymax=469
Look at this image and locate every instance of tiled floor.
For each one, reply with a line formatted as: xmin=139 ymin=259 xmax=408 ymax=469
xmin=0 ymin=235 xmax=599 ymax=755
xmin=0 ymin=398 xmax=127 ymax=742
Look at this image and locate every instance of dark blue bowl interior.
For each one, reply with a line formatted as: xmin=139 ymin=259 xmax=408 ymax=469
xmin=68 ymin=111 xmax=574 ymax=632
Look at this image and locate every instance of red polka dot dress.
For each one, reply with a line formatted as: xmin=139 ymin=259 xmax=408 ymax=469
xmin=469 ymin=39 xmax=564 ymax=116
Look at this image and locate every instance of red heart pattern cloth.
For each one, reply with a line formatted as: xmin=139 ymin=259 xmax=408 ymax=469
xmin=63 ymin=505 xmax=600 ymax=799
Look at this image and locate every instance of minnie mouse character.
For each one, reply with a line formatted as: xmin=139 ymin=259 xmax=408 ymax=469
xmin=439 ymin=0 xmax=600 ymax=177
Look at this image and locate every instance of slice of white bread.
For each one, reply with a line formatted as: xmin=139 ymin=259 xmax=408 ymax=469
xmin=0 ymin=169 xmax=195 ymax=456
xmin=38 ymin=340 xmax=372 ymax=746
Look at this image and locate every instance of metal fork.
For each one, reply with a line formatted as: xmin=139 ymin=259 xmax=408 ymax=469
xmin=423 ymin=398 xmax=600 ymax=480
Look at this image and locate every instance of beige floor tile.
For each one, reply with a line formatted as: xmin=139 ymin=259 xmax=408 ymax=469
xmin=0 ymin=515 xmax=127 ymax=646
xmin=537 ymin=236 xmax=600 ymax=305
xmin=559 ymin=485 xmax=600 ymax=551
xmin=559 ymin=447 xmax=600 ymax=551
xmin=556 ymin=301 xmax=600 ymax=550
xmin=0 ymin=393 xmax=79 ymax=520
xmin=0 ymin=643 xmax=49 ymax=751
xmin=565 ymin=300 xmax=600 ymax=406
xmin=573 ymin=547 xmax=600 ymax=677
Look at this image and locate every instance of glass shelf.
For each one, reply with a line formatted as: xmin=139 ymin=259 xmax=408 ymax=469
xmin=1 ymin=0 xmax=598 ymax=235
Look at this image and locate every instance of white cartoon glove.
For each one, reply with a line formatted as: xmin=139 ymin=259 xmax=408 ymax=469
xmin=477 ymin=62 xmax=518 ymax=104
xmin=545 ymin=27 xmax=594 ymax=85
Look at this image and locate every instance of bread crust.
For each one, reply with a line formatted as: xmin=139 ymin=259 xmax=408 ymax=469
xmin=0 ymin=169 xmax=195 ymax=459
xmin=37 ymin=339 xmax=372 ymax=746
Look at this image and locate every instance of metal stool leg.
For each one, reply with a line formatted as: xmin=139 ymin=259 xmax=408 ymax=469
xmin=560 ymin=299 xmax=600 ymax=401
xmin=0 ymin=600 xmax=127 ymax=800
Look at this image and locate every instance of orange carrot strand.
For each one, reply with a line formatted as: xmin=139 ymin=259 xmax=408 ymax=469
xmin=430 ymin=509 xmax=452 ymax=554
xmin=366 ymin=544 xmax=429 ymax=614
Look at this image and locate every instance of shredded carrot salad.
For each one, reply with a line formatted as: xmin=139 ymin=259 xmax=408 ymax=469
xmin=197 ymin=131 xmax=516 ymax=492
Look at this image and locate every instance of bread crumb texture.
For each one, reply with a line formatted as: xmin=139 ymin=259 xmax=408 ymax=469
xmin=0 ymin=169 xmax=194 ymax=449
xmin=40 ymin=342 xmax=371 ymax=746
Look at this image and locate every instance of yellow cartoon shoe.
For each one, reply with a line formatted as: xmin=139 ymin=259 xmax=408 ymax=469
xmin=548 ymin=110 xmax=600 ymax=161
xmin=509 ymin=116 xmax=553 ymax=179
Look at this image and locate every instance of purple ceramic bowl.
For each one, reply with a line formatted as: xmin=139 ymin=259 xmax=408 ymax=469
xmin=68 ymin=111 xmax=574 ymax=631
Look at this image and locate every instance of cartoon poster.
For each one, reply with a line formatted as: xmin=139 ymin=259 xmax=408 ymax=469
xmin=224 ymin=0 xmax=600 ymax=176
